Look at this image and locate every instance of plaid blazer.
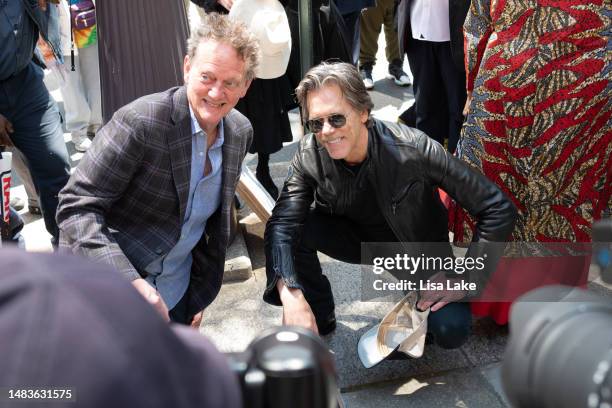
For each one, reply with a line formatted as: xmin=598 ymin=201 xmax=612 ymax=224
xmin=57 ymin=86 xmax=252 ymax=316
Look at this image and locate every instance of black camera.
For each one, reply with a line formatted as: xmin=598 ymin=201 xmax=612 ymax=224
xmin=502 ymin=220 xmax=612 ymax=408
xmin=502 ymin=286 xmax=612 ymax=408
xmin=226 ymin=326 xmax=342 ymax=408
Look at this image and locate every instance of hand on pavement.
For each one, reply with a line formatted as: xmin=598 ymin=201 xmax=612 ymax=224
xmin=190 ymin=310 xmax=204 ymax=329
xmin=278 ymin=279 xmax=319 ymax=335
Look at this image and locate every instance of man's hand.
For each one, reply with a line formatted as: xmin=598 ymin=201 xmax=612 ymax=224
xmin=0 ymin=114 xmax=14 ymax=147
xmin=190 ymin=310 xmax=204 ymax=329
xmin=217 ymin=0 xmax=233 ymax=10
xmin=277 ymin=279 xmax=319 ymax=334
xmin=417 ymin=271 xmax=468 ymax=312
xmin=132 ymin=278 xmax=170 ymax=322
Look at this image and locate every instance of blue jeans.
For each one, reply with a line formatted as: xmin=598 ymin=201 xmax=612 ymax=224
xmin=0 ymin=62 xmax=71 ymax=243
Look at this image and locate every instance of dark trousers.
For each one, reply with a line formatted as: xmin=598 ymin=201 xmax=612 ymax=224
xmin=295 ymin=210 xmax=471 ymax=349
xmin=169 ymin=288 xmax=193 ymax=325
xmin=342 ymin=10 xmax=362 ymax=66
xmin=406 ymin=40 xmax=466 ymax=153
xmin=0 ymin=63 xmax=71 ymax=243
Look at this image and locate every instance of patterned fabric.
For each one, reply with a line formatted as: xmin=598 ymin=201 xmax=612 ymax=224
xmin=69 ymin=0 xmax=97 ymax=48
xmin=73 ymin=25 xmax=96 ymax=48
xmin=57 ymin=86 xmax=253 ymax=316
xmin=452 ymin=0 xmax=612 ymax=243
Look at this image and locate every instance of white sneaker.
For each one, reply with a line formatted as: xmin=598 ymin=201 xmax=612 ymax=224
xmin=391 ymin=73 xmax=411 ymax=86
xmin=360 ymin=65 xmax=375 ymax=90
xmin=387 ymin=63 xmax=412 ymax=87
xmin=72 ymin=134 xmax=92 ymax=152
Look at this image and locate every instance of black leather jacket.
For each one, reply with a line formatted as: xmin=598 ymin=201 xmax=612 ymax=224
xmin=264 ymin=119 xmax=517 ymax=304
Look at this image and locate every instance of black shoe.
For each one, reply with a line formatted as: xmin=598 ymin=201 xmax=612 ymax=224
xmin=359 ymin=63 xmax=374 ymax=90
xmin=316 ymin=313 xmax=337 ymax=336
xmin=28 ymin=203 xmax=42 ymax=215
xmin=387 ymin=60 xmax=411 ymax=86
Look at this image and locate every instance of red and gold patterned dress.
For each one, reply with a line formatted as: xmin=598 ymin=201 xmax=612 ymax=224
xmin=451 ymin=0 xmax=611 ymax=323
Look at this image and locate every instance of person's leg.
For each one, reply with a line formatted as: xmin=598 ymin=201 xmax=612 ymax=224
xmin=435 ymin=42 xmax=466 ymax=154
xmin=10 ymin=148 xmax=40 ymax=211
xmin=381 ymin=0 xmax=410 ymax=86
xmin=359 ymin=3 xmax=384 ymax=68
xmin=256 ymin=153 xmax=279 ymax=199
xmin=406 ymin=40 xmax=448 ymax=145
xmin=1 ymin=206 xmax=25 ymax=245
xmin=382 ymin=0 xmax=400 ymax=64
xmin=293 ymin=210 xmax=364 ymax=328
xmin=78 ymin=43 xmax=103 ymax=134
xmin=342 ymin=10 xmax=362 ymax=66
xmin=7 ymin=63 xmax=71 ymax=243
xmin=169 ymin=288 xmax=191 ymax=325
xmin=60 ymin=53 xmax=92 ymax=151
xmin=427 ymin=301 xmax=471 ymax=349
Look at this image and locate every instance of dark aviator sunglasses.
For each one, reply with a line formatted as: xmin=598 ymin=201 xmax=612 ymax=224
xmin=305 ymin=114 xmax=347 ymax=133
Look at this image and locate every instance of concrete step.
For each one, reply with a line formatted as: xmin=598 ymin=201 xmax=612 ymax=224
xmin=223 ymin=226 xmax=252 ymax=282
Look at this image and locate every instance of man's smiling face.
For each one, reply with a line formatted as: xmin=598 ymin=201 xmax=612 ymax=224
xmin=183 ymin=39 xmax=251 ymax=134
xmin=306 ymin=83 xmax=369 ymax=164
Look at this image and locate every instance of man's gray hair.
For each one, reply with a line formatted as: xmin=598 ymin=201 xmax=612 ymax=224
xmin=295 ymin=62 xmax=374 ymax=126
xmin=187 ymin=13 xmax=260 ymax=82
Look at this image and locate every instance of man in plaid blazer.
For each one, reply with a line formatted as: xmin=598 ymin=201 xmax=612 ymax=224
xmin=57 ymin=14 xmax=258 ymax=325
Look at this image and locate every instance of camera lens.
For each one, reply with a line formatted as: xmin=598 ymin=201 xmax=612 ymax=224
xmin=502 ymin=286 xmax=612 ymax=408
xmin=234 ymin=327 xmax=339 ymax=408
xmin=260 ymin=344 xmax=318 ymax=408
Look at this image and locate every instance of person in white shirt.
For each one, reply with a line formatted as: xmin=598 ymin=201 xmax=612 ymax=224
xmin=395 ymin=0 xmax=469 ymax=154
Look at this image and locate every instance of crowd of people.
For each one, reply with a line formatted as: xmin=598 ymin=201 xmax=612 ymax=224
xmin=0 ymin=0 xmax=610 ymax=399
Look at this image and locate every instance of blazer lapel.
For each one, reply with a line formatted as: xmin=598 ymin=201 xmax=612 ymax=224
xmin=220 ymin=117 xmax=241 ymax=215
xmin=169 ymin=87 xmax=192 ymax=224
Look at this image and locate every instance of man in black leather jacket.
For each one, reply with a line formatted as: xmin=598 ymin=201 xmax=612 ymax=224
xmin=264 ymin=62 xmax=516 ymax=348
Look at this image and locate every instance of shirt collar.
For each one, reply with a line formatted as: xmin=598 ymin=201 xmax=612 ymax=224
xmin=188 ymin=105 xmax=225 ymax=148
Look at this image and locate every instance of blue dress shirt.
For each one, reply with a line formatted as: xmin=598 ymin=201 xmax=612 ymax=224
xmin=145 ymin=109 xmax=225 ymax=309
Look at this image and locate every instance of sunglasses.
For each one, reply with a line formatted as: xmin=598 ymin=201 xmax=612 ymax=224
xmin=305 ymin=114 xmax=347 ymax=133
